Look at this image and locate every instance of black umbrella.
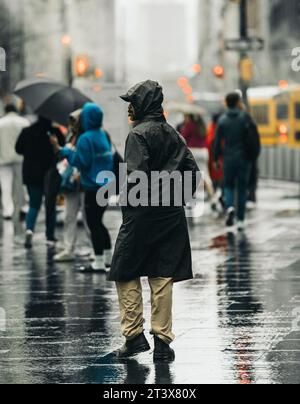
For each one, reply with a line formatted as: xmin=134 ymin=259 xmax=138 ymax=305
xmin=14 ymin=78 xmax=92 ymax=126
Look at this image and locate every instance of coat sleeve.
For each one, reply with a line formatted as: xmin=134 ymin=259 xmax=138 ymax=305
xmin=125 ymin=132 xmax=150 ymax=174
xmin=214 ymin=122 xmax=224 ymax=161
xmin=15 ymin=129 xmax=27 ymax=155
xmin=181 ymin=146 xmax=201 ymax=196
xmin=60 ymin=136 xmax=92 ymax=170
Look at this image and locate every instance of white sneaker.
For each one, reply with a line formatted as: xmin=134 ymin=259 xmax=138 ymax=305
xmin=237 ymin=221 xmax=246 ymax=232
xmin=25 ymin=230 xmax=33 ymax=249
xmin=104 ymin=249 xmax=113 ymax=268
xmin=246 ymin=201 xmax=256 ymax=210
xmin=54 ymin=250 xmax=76 ymax=263
xmin=91 ymin=255 xmax=106 ymax=272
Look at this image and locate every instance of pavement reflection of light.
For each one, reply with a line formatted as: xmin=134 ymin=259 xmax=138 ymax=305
xmin=0 ymin=182 xmax=300 ymax=384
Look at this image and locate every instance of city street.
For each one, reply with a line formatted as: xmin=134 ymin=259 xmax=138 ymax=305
xmin=0 ymin=180 xmax=299 ymax=385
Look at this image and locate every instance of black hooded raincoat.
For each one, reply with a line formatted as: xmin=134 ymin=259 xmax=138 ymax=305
xmin=109 ymin=81 xmax=200 ymax=283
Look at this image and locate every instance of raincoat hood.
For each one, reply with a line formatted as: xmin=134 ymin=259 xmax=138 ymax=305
xmin=120 ymin=80 xmax=164 ymax=120
xmin=81 ymin=103 xmax=103 ymax=131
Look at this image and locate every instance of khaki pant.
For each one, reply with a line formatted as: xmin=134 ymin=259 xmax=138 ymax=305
xmin=116 ymin=278 xmax=175 ymax=344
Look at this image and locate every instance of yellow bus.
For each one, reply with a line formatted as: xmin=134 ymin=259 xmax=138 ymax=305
xmin=274 ymin=85 xmax=300 ymax=148
xmin=249 ymin=85 xmax=300 ymax=148
xmin=248 ymin=87 xmax=281 ymax=146
xmin=248 ymin=85 xmax=300 ymax=182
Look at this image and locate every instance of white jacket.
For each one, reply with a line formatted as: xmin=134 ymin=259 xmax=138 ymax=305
xmin=0 ymin=112 xmax=29 ymax=165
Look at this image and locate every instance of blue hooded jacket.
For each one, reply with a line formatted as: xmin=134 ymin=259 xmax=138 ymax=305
xmin=60 ymin=103 xmax=113 ymax=191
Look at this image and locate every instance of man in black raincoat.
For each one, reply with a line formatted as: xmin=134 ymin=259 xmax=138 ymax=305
xmin=109 ymin=80 xmax=200 ymax=362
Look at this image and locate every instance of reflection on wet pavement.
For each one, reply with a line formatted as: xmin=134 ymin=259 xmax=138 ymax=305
xmin=0 ymin=182 xmax=300 ymax=384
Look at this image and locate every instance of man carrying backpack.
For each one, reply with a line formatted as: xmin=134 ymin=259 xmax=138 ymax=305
xmin=214 ymin=92 xmax=260 ymax=231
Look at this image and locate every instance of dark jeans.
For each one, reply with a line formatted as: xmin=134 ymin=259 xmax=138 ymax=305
xmin=84 ymin=190 xmax=111 ymax=256
xmin=26 ymin=168 xmax=61 ymax=241
xmin=224 ymin=160 xmax=251 ymax=221
xmin=248 ymin=162 xmax=259 ymax=203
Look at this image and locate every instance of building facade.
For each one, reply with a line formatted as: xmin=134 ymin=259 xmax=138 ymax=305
xmin=0 ymin=0 xmax=118 ymax=93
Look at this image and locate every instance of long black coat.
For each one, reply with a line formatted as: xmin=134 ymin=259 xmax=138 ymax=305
xmin=109 ymin=80 xmax=200 ymax=283
xmin=15 ymin=118 xmax=65 ymax=186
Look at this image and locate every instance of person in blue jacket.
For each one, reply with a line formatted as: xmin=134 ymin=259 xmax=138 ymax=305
xmin=51 ymin=103 xmax=114 ymax=272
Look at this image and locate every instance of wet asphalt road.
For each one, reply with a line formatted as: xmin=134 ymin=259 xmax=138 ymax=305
xmin=0 ymin=181 xmax=300 ymax=384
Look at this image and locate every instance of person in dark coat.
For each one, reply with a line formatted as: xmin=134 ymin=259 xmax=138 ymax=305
xmin=214 ymin=92 xmax=254 ymax=231
xmin=109 ymin=80 xmax=200 ymax=362
xmin=16 ymin=116 xmax=65 ymax=248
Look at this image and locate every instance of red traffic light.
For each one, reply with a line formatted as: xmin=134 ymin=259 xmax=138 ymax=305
xmin=75 ymin=56 xmax=89 ymax=77
xmin=213 ymin=65 xmax=225 ymax=78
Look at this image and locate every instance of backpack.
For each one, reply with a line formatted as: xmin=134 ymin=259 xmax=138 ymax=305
xmin=244 ymin=114 xmax=261 ymax=162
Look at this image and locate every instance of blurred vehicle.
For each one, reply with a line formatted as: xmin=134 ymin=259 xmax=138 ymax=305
xmin=248 ymin=87 xmax=280 ymax=146
xmin=248 ymin=85 xmax=300 ymax=182
xmin=274 ymin=85 xmax=300 ymax=148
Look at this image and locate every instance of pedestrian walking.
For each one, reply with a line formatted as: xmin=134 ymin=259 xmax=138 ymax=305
xmin=16 ymin=116 xmax=65 ymax=248
xmin=180 ymin=114 xmax=216 ymax=210
xmin=53 ymin=109 xmax=92 ymax=263
xmin=50 ymin=103 xmax=114 ymax=272
xmin=109 ymin=80 xmax=200 ymax=362
xmin=207 ymin=113 xmax=225 ymax=213
xmin=214 ymin=92 xmax=260 ymax=231
xmin=0 ymin=104 xmax=29 ymax=219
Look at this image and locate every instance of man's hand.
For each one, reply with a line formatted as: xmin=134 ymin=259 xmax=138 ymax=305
xmin=49 ymin=135 xmax=61 ymax=154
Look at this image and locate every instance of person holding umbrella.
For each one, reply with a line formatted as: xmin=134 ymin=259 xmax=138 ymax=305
xmin=16 ymin=116 xmax=65 ymax=248
xmin=14 ymin=78 xmax=93 ymax=249
xmin=50 ymin=103 xmax=114 ymax=272
xmin=109 ymin=80 xmax=200 ymax=362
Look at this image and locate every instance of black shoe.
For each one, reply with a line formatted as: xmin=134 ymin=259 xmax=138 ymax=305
xmin=77 ymin=264 xmax=107 ymax=274
xmin=118 ymin=333 xmax=151 ymax=358
xmin=226 ymin=208 xmax=235 ymax=228
xmin=19 ymin=211 xmax=27 ymax=222
xmin=153 ymin=336 xmax=175 ymax=363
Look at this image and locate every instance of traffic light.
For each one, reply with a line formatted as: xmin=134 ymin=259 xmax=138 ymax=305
xmin=182 ymin=85 xmax=193 ymax=95
xmin=192 ymin=64 xmax=202 ymax=74
xmin=94 ymin=68 xmax=104 ymax=79
xmin=177 ymin=77 xmax=189 ymax=88
xmin=213 ymin=65 xmax=225 ymax=78
xmin=75 ymin=56 xmax=89 ymax=77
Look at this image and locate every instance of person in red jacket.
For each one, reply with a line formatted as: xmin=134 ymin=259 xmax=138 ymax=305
xmin=207 ymin=113 xmax=225 ymax=214
xmin=207 ymin=113 xmax=223 ymax=187
xmin=180 ymin=114 xmax=215 ymax=208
